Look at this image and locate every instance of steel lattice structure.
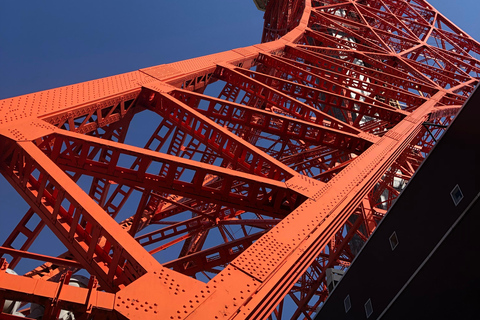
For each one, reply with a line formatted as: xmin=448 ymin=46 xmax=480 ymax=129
xmin=0 ymin=0 xmax=479 ymax=319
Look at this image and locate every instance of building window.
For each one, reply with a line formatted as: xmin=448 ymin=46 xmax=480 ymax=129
xmin=344 ymin=295 xmax=351 ymax=313
xmin=364 ymin=298 xmax=373 ymax=318
xmin=450 ymin=185 xmax=464 ymax=206
xmin=389 ymin=231 xmax=399 ymax=251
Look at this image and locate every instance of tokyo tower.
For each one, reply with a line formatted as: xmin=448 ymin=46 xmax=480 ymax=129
xmin=1 ymin=0 xmax=479 ymax=319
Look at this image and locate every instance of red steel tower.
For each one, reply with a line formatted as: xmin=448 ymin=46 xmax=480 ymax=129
xmin=0 ymin=0 xmax=479 ymax=319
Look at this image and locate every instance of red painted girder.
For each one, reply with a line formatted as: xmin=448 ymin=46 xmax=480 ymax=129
xmin=355 ymin=16 xmax=421 ymax=54
xmin=25 ymin=193 xmax=222 ymax=282
xmin=135 ymin=217 xmax=209 ymax=249
xmin=0 ymin=247 xmax=82 ymax=269
xmin=427 ymin=46 xmax=475 ymax=78
xmin=407 ymin=48 xmax=472 ymax=85
xmin=310 ymin=11 xmax=392 ymax=52
xmin=438 ymin=92 xmax=470 ymax=107
xmin=88 ymin=114 xmax=133 ymax=212
xmin=99 ymin=117 xmax=179 ymax=220
xmin=114 ymin=79 xmax=342 ymax=245
xmin=137 ymin=216 xmax=281 ymax=259
xmin=268 ymin=53 xmax=418 ymax=111
xmin=91 ymin=97 xmax=302 ymax=246
xmin=262 ymin=0 xmax=305 ymax=42
xmin=432 ymin=10 xmax=480 ymax=43
xmin=140 ymin=89 xmax=299 ymax=181
xmin=280 ymin=145 xmax=348 ymax=170
xmin=163 ymin=232 xmax=265 ymax=276
xmin=288 ymin=150 xmax=350 ymax=177
xmin=127 ymin=191 xmax=151 ymax=238
xmin=313 ymin=2 xmax=390 ymax=42
xmin=0 ymin=73 xmax=144 ymax=127
xmin=5 ymin=115 xmax=141 ymax=285
xmin=431 ymin=29 xmax=480 ymax=61
xmin=41 ymin=91 xmax=139 ymax=135
xmin=171 ymin=89 xmax=375 ymax=153
xmin=1 ymin=209 xmax=45 ymax=269
xmin=282 ymin=45 xmax=433 ymax=105
xmin=371 ymin=134 xmax=424 ymax=202
xmin=318 ymin=5 xmax=419 ymax=52
xmin=5 ymin=116 xmax=215 ymax=283
xmin=236 ymin=60 xmax=408 ymax=123
xmin=217 ymin=218 xmax=280 ymax=228
xmin=178 ymin=228 xmax=209 ymax=262
xmin=20 ymin=116 xmax=164 ymax=283
xmin=175 ymin=91 xmax=446 ymax=319
xmin=296 ymin=44 xmax=438 ymax=92
xmin=0 ymin=268 xmax=115 ymax=319
xmin=354 ymin=3 xmax=422 ymax=41
xmin=280 ymin=144 xmax=337 ymax=164
xmin=41 ymin=131 xmax=304 ymax=217
xmin=302 ymin=28 xmax=384 ymax=55
xmin=446 ymin=81 xmax=479 ymax=99
xmin=148 ymin=196 xmax=218 ymax=223
xmin=429 ymin=105 xmax=462 ymax=120
xmin=289 ymin=208 xmax=369 ymax=319
xmin=2 ymin=0 xmax=479 ymax=318
xmin=0 ymin=139 xmax=162 ymax=291
xmin=106 ymin=173 xmax=215 ymax=233
xmin=313 ymin=158 xmax=354 ymax=181
xmin=387 ymin=52 xmax=448 ymax=89
xmin=215 ymin=65 xmax=362 ymax=134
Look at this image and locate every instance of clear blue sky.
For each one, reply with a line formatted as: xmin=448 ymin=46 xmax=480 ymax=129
xmin=0 ymin=0 xmax=478 ymax=275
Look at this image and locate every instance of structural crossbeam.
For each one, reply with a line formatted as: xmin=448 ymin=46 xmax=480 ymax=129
xmin=0 ymin=0 xmax=478 ymax=319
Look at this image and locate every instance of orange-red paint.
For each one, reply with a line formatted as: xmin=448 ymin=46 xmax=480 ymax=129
xmin=0 ymin=0 xmax=478 ymax=319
